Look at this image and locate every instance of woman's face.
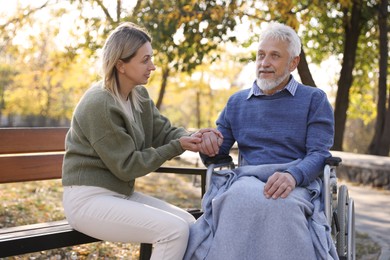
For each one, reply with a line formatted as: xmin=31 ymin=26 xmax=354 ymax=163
xmin=117 ymin=42 xmax=156 ymax=89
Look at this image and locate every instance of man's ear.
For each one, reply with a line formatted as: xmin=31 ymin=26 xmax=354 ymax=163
xmin=289 ymin=56 xmax=300 ymax=72
xmin=116 ymin=60 xmax=125 ymax=74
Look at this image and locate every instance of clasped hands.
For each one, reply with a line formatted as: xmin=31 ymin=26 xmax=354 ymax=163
xmin=179 ymin=128 xmax=223 ymax=157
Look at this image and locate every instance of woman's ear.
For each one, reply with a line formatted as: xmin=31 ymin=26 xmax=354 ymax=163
xmin=116 ymin=60 xmax=125 ymax=74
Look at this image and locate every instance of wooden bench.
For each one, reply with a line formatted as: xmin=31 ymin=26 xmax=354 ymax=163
xmin=0 ymin=127 xmax=206 ymax=259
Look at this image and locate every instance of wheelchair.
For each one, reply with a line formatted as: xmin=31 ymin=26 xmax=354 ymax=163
xmin=204 ymin=153 xmax=356 ymax=260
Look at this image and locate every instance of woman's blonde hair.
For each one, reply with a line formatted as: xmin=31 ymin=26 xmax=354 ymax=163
xmin=101 ymin=22 xmax=151 ymax=119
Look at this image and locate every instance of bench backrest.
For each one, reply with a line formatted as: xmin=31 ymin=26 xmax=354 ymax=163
xmin=0 ymin=127 xmax=69 ymax=184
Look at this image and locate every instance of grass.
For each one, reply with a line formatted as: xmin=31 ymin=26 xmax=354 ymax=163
xmin=0 ymin=157 xmax=382 ymax=259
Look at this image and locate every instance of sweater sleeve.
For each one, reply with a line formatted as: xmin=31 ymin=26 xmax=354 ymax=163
xmin=73 ymin=87 xmax=187 ymax=182
xmin=198 ymin=96 xmax=238 ymax=166
xmin=285 ymin=90 xmax=334 ymax=186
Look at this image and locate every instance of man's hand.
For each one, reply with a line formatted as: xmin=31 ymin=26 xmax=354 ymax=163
xmin=264 ymin=172 xmax=296 ymax=199
xmin=198 ymin=130 xmax=223 ymax=156
xmin=180 ymin=128 xmax=223 ymax=157
xmin=191 ymin=128 xmax=223 ymax=157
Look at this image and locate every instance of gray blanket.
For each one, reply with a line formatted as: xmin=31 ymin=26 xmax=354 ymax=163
xmin=184 ymin=160 xmax=338 ymax=260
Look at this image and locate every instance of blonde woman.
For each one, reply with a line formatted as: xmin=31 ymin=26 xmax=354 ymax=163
xmin=62 ymin=22 xmax=222 ymax=260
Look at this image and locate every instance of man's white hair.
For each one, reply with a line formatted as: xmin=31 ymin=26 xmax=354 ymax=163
xmin=259 ymin=22 xmax=302 ymax=58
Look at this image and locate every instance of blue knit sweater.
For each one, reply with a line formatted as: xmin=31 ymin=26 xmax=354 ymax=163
xmin=216 ymin=77 xmax=334 ymax=186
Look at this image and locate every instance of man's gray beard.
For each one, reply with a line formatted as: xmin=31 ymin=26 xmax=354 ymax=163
xmin=256 ymin=77 xmax=285 ymax=91
xmin=256 ymin=69 xmax=290 ymax=92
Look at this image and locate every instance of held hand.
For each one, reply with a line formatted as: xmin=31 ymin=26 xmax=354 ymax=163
xmin=179 ymin=136 xmax=202 ymax=152
xmin=264 ymin=172 xmax=296 ymax=199
xmin=196 ymin=128 xmax=224 ymax=139
xmin=196 ymin=130 xmax=223 ymax=157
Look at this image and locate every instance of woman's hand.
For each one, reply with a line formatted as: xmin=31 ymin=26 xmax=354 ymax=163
xmin=179 ymin=135 xmax=203 ymax=152
xmin=179 ymin=128 xmax=223 ymax=157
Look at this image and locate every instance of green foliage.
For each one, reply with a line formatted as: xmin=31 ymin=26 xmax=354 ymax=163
xmin=0 ymin=65 xmax=17 ymax=113
xmin=0 ymin=0 xmax=387 ymax=154
xmin=132 ymin=0 xmax=240 ymax=73
xmin=1 ymin=18 xmax=94 ymax=124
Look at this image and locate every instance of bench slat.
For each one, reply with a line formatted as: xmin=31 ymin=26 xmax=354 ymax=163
xmin=0 ymin=153 xmax=64 ymax=183
xmin=0 ymin=221 xmax=100 ymax=257
xmin=0 ymin=127 xmax=68 ymax=154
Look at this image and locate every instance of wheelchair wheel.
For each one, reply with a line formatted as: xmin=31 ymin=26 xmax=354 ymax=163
xmin=347 ymin=198 xmax=356 ymax=260
xmin=336 ymin=185 xmax=350 ymax=259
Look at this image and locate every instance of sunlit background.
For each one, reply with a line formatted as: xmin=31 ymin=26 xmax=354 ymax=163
xmin=0 ymin=0 xmax=388 ymax=155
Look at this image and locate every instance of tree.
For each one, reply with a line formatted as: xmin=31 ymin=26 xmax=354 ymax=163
xmin=131 ymin=0 xmax=241 ymax=109
xmin=301 ymin=0 xmax=381 ymax=152
xmin=0 ymin=1 xmax=51 ymax=125
xmin=1 ymin=0 xmax=244 ymax=127
xmin=0 ymin=65 xmax=16 ymax=124
xmin=368 ymin=0 xmax=389 ymax=155
xmin=332 ymin=0 xmax=364 ymax=151
xmin=65 ymin=0 xmax=243 ymax=110
xmin=3 ymin=20 xmax=93 ymax=126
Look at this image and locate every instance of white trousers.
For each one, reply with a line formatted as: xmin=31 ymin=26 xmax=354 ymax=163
xmin=63 ymin=186 xmax=196 ymax=260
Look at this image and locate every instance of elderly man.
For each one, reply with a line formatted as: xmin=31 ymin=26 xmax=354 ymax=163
xmin=185 ymin=22 xmax=337 ymax=260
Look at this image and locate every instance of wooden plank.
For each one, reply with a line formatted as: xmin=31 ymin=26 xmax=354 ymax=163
xmin=0 ymin=156 xmax=207 ymax=184
xmin=0 ymin=127 xmax=68 ymax=154
xmin=0 ymin=220 xmax=100 ymax=257
xmin=0 ymin=153 xmax=64 ymax=183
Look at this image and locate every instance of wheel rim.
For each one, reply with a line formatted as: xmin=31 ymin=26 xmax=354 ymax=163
xmin=336 ymin=185 xmax=349 ymax=257
xmin=347 ymin=198 xmax=355 ymax=260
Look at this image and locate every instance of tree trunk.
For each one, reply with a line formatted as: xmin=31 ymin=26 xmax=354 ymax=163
xmin=332 ymin=0 xmax=363 ymax=151
xmin=297 ymin=48 xmax=316 ymax=87
xmin=196 ymin=90 xmax=201 ymax=129
xmin=368 ymin=0 xmax=389 ymax=155
xmin=156 ymin=66 xmax=170 ymax=110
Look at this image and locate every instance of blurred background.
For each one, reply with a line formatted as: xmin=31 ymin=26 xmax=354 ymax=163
xmin=0 ymin=0 xmax=389 ymax=156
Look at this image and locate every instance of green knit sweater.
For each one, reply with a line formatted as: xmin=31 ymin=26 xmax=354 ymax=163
xmin=62 ymin=83 xmax=189 ymax=196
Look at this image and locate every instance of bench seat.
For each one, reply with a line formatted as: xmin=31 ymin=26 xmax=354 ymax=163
xmin=0 ymin=208 xmax=203 ymax=258
xmin=0 ymin=220 xmax=99 ymax=257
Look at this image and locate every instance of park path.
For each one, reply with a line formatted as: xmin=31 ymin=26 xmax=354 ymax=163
xmin=343 ymin=182 xmax=390 ymax=260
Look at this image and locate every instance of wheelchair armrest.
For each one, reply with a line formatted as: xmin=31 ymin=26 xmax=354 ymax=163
xmin=204 ymin=154 xmax=234 ymax=191
xmin=201 ymin=154 xmax=233 ymax=167
xmin=325 ymin=156 xmax=342 ymax=166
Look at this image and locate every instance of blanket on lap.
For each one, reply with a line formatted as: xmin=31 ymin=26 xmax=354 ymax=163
xmin=184 ymin=160 xmax=338 ymax=260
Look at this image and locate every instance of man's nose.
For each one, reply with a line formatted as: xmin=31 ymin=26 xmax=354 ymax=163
xmin=261 ymin=56 xmax=271 ymax=67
